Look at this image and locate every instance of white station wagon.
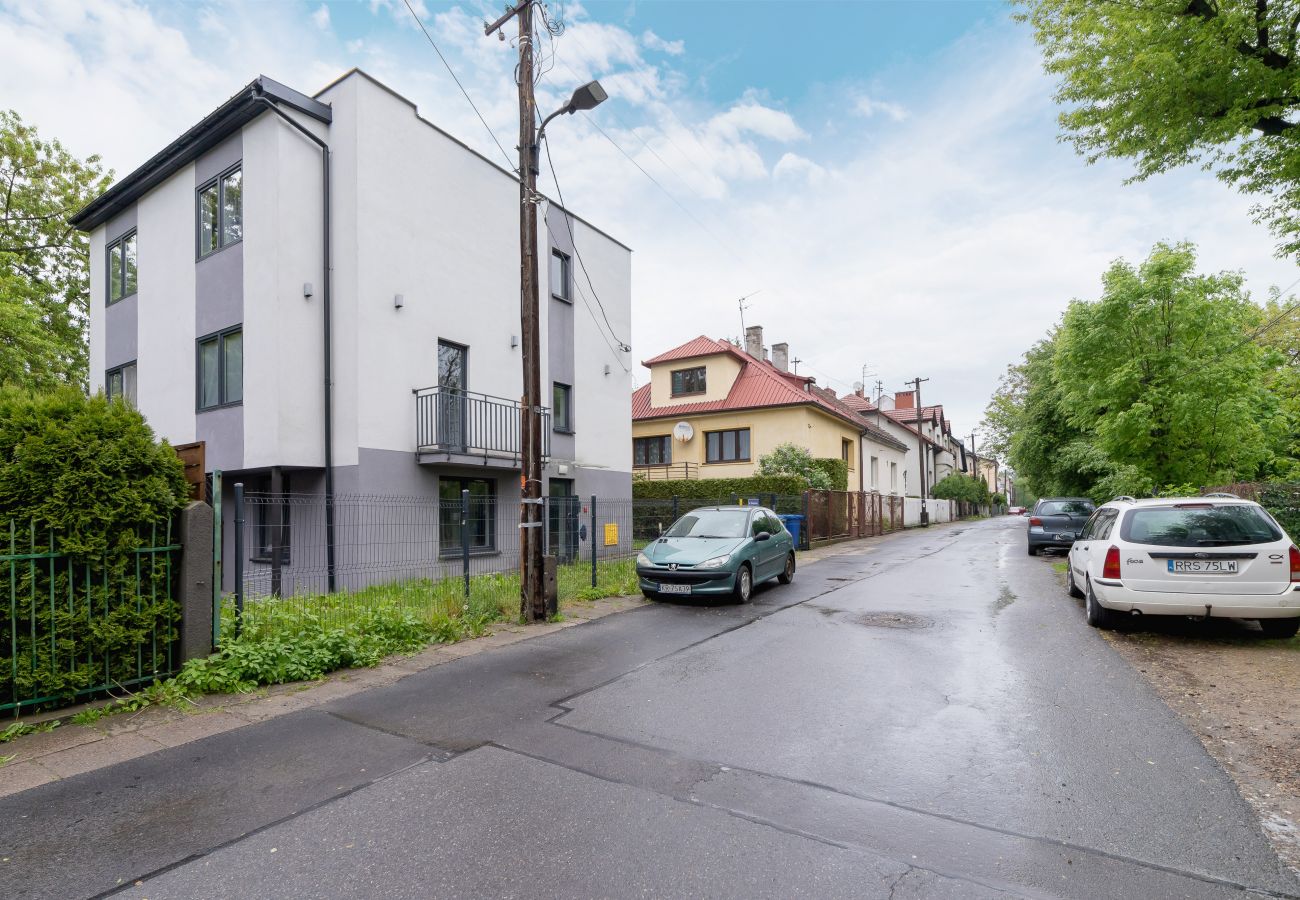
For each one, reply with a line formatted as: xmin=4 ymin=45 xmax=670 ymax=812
xmin=1066 ymin=495 xmax=1300 ymax=638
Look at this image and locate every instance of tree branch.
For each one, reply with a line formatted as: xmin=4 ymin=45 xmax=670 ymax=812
xmin=1183 ymin=0 xmax=1291 ymax=68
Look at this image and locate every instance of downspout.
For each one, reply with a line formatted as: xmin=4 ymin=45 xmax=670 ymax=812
xmin=250 ymin=88 xmax=336 ymax=591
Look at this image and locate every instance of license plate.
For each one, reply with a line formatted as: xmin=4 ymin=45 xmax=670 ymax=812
xmin=1167 ymin=559 xmax=1238 ymax=574
xmin=658 ymin=583 xmax=692 ymax=595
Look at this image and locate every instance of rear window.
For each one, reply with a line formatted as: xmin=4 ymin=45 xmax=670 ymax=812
xmin=1037 ymin=500 xmax=1094 ymax=516
xmin=1120 ymin=505 xmax=1283 ymax=547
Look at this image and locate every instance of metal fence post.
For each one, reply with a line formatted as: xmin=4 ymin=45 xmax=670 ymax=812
xmin=233 ymin=481 xmax=244 ymax=639
xmin=461 ymin=488 xmax=471 ymax=602
xmin=590 ymin=495 xmax=598 ymax=588
xmin=211 ymin=469 xmax=222 ymax=647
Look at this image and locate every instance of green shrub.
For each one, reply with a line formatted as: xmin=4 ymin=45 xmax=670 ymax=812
xmin=0 ymin=387 xmax=188 ymax=709
xmin=757 ymin=443 xmax=834 ymax=490
xmin=0 ymin=387 xmax=187 ymax=557
xmin=1259 ymin=483 xmax=1300 ymax=538
xmin=809 ymin=458 xmax=849 ymax=491
xmin=931 ymin=473 xmax=990 ymax=505
xmin=632 ymin=474 xmax=808 ymax=500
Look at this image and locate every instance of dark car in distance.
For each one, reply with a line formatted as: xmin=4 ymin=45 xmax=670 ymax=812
xmin=1027 ymin=497 xmax=1096 ymax=555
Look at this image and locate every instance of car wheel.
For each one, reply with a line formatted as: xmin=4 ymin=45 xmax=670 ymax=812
xmin=1066 ymin=564 xmax=1084 ymax=599
xmin=734 ymin=564 xmax=753 ymax=604
xmin=777 ymin=552 xmax=796 ymax=585
xmin=1084 ymin=579 xmax=1119 ymax=630
xmin=1027 ymin=544 xmax=1038 ymax=557
xmin=1259 ymin=617 xmax=1300 ymax=639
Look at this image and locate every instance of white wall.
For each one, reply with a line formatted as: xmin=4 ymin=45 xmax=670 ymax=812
xmin=903 ymin=497 xmax=956 ymax=526
xmin=88 ymin=228 xmax=105 ymax=393
xmin=135 ymin=166 xmax=198 ymax=444
xmin=862 ymin=436 xmax=907 ymax=495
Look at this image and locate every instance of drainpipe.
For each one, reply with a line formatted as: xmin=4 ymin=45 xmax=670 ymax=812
xmin=250 ymin=88 xmax=336 ymax=591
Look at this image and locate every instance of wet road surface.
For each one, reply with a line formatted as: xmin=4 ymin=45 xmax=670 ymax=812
xmin=3 ymin=516 xmax=1296 ymax=898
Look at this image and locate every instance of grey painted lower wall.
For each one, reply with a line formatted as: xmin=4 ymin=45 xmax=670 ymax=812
xmin=104 ymin=294 xmax=138 ymax=369
xmin=198 ymin=405 xmax=243 ymax=472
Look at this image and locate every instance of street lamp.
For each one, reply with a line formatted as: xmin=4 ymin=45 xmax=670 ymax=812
xmin=533 ymin=81 xmax=607 ymax=172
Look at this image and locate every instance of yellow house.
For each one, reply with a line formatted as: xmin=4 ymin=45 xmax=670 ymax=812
xmin=631 ymin=333 xmax=879 ymax=490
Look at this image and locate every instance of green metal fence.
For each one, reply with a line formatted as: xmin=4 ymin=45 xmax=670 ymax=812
xmin=2 ymin=519 xmax=181 ymax=716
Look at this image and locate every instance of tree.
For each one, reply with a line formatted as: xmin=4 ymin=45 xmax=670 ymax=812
xmin=758 ymin=443 xmax=834 ymax=490
xmin=1054 ymin=243 xmax=1274 ymax=489
xmin=1018 ymin=0 xmax=1300 ymax=258
xmin=1258 ymin=294 xmax=1300 ymax=477
xmin=931 ymin=473 xmax=991 ymax=505
xmin=0 ymin=110 xmax=111 ymax=390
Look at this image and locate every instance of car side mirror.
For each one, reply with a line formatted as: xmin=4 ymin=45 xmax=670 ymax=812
xmin=755 ymin=532 xmax=771 ymax=542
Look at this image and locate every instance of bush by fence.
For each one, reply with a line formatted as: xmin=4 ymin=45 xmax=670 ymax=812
xmin=1204 ymin=482 xmax=1300 ymax=536
xmin=632 ymin=475 xmax=808 ymax=500
xmin=809 ymin=458 xmax=849 ymax=491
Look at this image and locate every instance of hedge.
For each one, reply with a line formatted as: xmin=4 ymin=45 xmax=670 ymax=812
xmin=809 ymin=458 xmax=849 ymax=492
xmin=632 ymin=474 xmax=809 ymax=500
xmin=0 ymin=388 xmax=189 ymax=709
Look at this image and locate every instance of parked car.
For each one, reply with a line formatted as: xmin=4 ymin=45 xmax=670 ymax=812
xmin=1008 ymin=506 xmax=1026 ymax=515
xmin=1067 ymin=495 xmax=1300 ymax=638
xmin=636 ymin=506 xmax=796 ymax=603
xmin=1027 ymin=498 xmax=1097 ymax=555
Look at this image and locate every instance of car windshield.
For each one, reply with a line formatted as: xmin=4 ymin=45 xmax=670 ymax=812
xmin=1038 ymin=501 xmax=1094 ymax=516
xmin=1120 ymin=505 xmax=1283 ymax=547
xmin=665 ymin=509 xmax=749 ymax=539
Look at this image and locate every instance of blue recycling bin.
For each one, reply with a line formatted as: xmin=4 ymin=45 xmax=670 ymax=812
xmin=778 ymin=514 xmax=806 ymax=551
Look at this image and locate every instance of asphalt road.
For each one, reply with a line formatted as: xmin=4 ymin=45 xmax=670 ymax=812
xmin=3 ymin=516 xmax=1297 ymax=899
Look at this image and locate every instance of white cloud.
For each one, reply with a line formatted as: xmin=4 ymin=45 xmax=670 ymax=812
xmin=311 ymin=3 xmax=331 ymax=31
xmin=641 ymin=29 xmax=684 ymax=56
xmin=853 ymin=94 xmax=908 ymax=122
xmin=7 ymin=2 xmax=1294 ymax=438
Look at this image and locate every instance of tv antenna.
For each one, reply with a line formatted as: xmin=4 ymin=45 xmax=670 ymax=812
xmin=738 ymin=290 xmax=761 ymax=334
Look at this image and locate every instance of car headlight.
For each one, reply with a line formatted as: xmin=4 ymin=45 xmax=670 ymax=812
xmin=698 ymin=554 xmax=732 ymax=569
xmin=636 ymin=552 xmax=652 ymax=567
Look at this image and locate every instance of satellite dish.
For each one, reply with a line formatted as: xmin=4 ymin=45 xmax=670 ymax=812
xmin=672 ymin=421 xmax=694 ymax=443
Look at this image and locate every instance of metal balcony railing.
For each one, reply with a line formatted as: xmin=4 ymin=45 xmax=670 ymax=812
xmin=414 ymin=387 xmax=550 ymax=463
xmin=634 ymin=462 xmax=700 ymax=480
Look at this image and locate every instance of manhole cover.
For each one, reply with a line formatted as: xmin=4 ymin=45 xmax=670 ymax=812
xmin=856 ymin=612 xmax=932 ymax=629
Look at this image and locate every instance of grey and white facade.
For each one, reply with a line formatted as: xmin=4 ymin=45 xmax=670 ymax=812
xmin=75 ymin=70 xmax=634 ymax=585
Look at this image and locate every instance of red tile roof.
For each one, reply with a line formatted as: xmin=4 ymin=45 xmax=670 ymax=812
xmin=838 ymin=393 xmax=944 ymax=450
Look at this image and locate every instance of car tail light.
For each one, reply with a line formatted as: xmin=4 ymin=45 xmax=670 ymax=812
xmin=1029 ymin=517 xmax=1043 ymax=527
xmin=1102 ymin=546 xmax=1122 ymax=580
xmin=1291 ymin=545 xmax=1300 ymax=583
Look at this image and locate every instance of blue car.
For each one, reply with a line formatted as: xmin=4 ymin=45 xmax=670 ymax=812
xmin=636 ymin=506 xmax=797 ymax=603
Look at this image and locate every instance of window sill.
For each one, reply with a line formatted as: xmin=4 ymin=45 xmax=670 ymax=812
xmin=703 ymin=459 xmax=751 ymax=465
xmin=553 ymin=427 xmax=575 ymax=435
xmin=551 ymin=293 xmax=572 ymax=304
xmin=197 ymin=401 xmax=243 ymax=413
xmin=106 ymin=291 xmax=138 ymax=308
xmin=196 ymin=238 xmax=243 ymax=263
xmin=670 ymin=392 xmax=706 ymax=399
xmin=250 ymin=556 xmax=292 ymax=565
xmin=437 ymin=547 xmax=499 ymax=559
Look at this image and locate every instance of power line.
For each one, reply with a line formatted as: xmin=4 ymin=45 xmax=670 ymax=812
xmin=541 ymin=134 xmax=631 ymax=354
xmin=402 ymin=0 xmax=515 ymax=171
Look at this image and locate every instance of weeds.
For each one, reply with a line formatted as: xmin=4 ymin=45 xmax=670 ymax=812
xmin=0 ymin=720 xmax=57 ymax=743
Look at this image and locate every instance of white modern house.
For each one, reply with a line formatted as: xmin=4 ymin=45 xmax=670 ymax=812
xmin=73 ymin=70 xmax=634 ymax=588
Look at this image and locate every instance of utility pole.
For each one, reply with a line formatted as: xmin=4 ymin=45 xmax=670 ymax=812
xmin=791 ymin=356 xmax=802 ymax=374
xmin=969 ymin=429 xmax=978 ymax=480
xmin=486 ymin=0 xmax=544 ymax=621
xmin=907 ymin=377 xmax=930 ymax=526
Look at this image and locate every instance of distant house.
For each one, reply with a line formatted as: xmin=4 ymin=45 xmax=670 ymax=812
xmin=839 ymin=392 xmax=942 ymax=498
xmin=631 ymin=326 xmax=908 ymax=490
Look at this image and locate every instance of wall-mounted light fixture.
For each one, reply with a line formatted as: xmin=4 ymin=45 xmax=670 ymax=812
xmin=511 ymin=335 xmax=519 ymax=349
xmin=603 ymin=364 xmax=611 ymax=375
xmin=303 ymin=282 xmax=313 ymax=299
xmin=393 ymin=294 xmax=404 ymax=309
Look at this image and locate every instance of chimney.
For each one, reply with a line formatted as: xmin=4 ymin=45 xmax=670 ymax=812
xmin=895 ymin=390 xmax=915 ymax=410
xmin=772 ymin=343 xmax=789 ymax=372
xmin=744 ymin=325 xmax=763 ymax=359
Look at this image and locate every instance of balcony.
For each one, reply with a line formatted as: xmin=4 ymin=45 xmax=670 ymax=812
xmin=634 ymin=462 xmax=700 ymax=481
xmin=414 ymin=387 xmax=550 ymax=468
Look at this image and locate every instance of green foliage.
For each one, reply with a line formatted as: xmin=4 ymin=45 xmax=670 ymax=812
xmin=0 ymin=719 xmax=57 ymax=743
xmin=1259 ymin=295 xmax=1300 ymax=477
xmin=1018 ymin=1 xmax=1300 ymax=260
xmin=985 ymin=243 xmax=1282 ymax=501
xmin=809 ymin=457 xmax=849 ymax=491
xmin=0 ymin=386 xmax=188 ymax=558
xmin=992 ymin=492 xmax=1007 ymax=506
xmin=757 ymin=443 xmax=834 ymax=490
xmin=1 ymin=110 xmax=113 ymax=389
xmin=632 ymin=474 xmax=809 ymax=500
xmin=1259 ymin=483 xmax=1300 ymax=538
xmin=931 ymin=473 xmax=991 ymax=505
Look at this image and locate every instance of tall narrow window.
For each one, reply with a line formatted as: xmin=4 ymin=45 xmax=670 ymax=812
xmin=197 ymin=327 xmax=242 ymax=410
xmin=550 ymin=249 xmax=571 ymax=302
xmin=197 ymin=164 xmax=243 ymax=258
xmin=553 ymin=382 xmax=572 ymax=432
xmin=107 ymin=231 xmax=137 ymax=304
xmin=106 ymin=362 xmax=137 ymax=405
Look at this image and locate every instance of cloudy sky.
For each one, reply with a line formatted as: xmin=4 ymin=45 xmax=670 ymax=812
xmin=4 ymin=0 xmax=1296 ymax=443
